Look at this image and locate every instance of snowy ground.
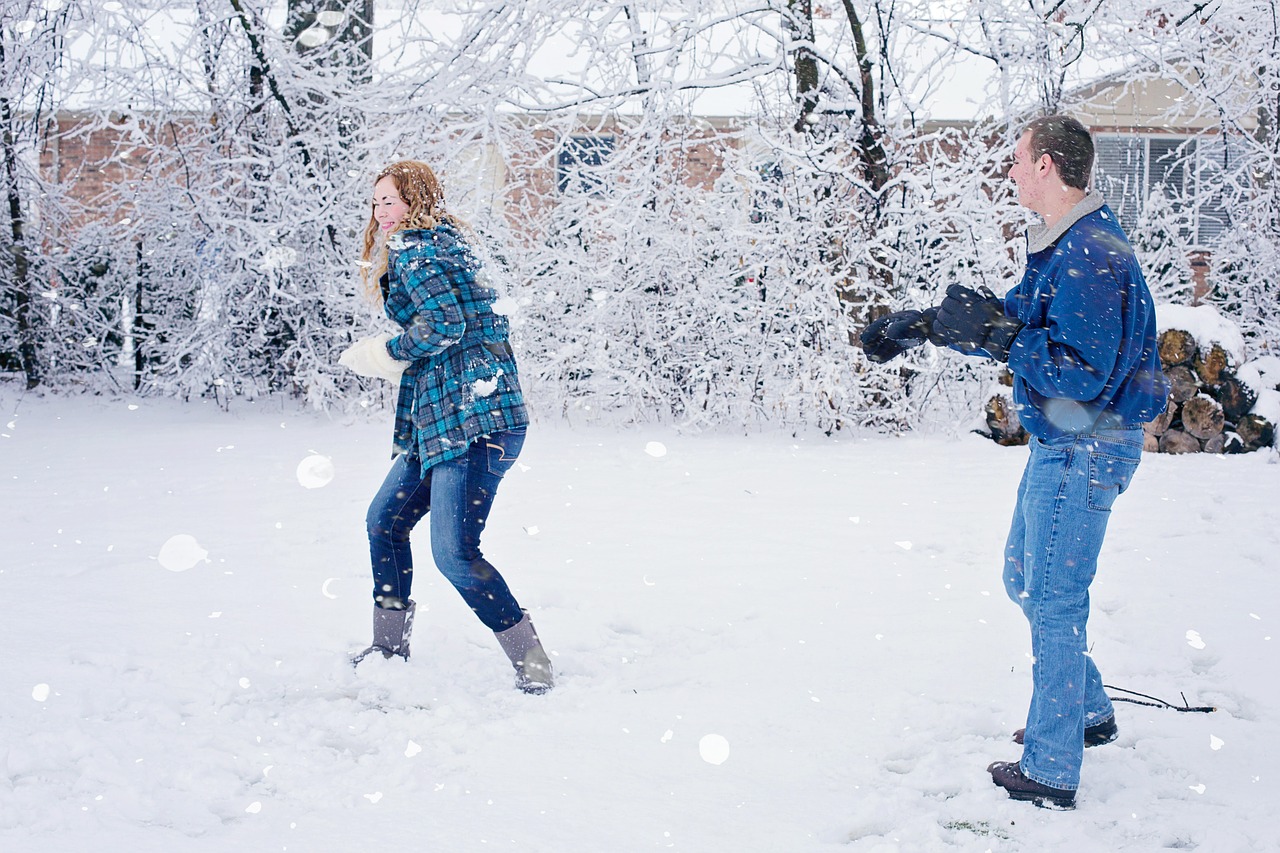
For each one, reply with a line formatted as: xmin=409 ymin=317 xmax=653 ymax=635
xmin=1 ymin=388 xmax=1277 ymax=853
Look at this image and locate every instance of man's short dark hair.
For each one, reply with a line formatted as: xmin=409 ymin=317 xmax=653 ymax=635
xmin=1024 ymin=115 xmax=1094 ymax=191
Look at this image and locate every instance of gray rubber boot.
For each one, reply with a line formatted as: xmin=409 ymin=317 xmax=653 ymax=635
xmin=351 ymin=600 xmax=416 ymax=665
xmin=494 ymin=610 xmax=554 ymax=694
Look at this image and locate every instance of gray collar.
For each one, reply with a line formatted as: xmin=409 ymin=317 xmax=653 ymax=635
xmin=1026 ymin=190 xmax=1105 ymax=253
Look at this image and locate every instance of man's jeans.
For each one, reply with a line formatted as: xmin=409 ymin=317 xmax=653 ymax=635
xmin=1003 ymin=425 xmax=1143 ymax=791
xmin=366 ymin=429 xmax=527 ymax=632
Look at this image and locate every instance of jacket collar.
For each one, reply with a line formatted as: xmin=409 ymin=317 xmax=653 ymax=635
xmin=1026 ymin=190 xmax=1105 ymax=254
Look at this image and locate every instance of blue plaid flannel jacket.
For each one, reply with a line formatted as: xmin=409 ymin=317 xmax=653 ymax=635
xmin=382 ymin=224 xmax=528 ymax=472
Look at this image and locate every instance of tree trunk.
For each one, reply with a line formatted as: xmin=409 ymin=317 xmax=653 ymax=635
xmin=786 ymin=0 xmax=819 ymax=134
xmin=0 ymin=68 xmax=40 ymax=389
xmin=840 ymin=0 xmax=890 ymax=194
xmin=133 ymin=241 xmax=145 ymax=389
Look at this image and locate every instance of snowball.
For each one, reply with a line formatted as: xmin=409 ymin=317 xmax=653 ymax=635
xmin=645 ymin=441 xmax=667 ymax=458
xmin=1209 ymin=735 xmax=1224 ymax=751
xmin=699 ymin=734 xmax=730 ymax=765
xmin=491 ymin=296 xmax=517 ymax=316
xmin=32 ymin=684 xmax=49 ymax=702
xmin=157 ymin=534 xmax=208 ymax=572
xmin=296 ymin=454 xmax=335 ymax=489
xmin=1186 ymin=629 xmax=1206 ymax=650
xmin=473 ymin=377 xmax=499 ymax=397
xmin=364 ymin=792 xmax=383 ymax=803
xmin=524 ymin=525 xmax=540 ymax=536
xmin=245 ymin=802 xmax=262 ymax=814
xmin=405 ymin=741 xmax=422 ymax=758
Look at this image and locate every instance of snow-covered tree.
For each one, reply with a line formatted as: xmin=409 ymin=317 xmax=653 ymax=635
xmin=5 ymin=0 xmax=1277 ymax=429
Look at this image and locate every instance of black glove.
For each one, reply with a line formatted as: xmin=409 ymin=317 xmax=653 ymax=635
xmin=859 ymin=307 xmax=941 ymax=364
xmin=932 ymin=284 xmax=1024 ymax=362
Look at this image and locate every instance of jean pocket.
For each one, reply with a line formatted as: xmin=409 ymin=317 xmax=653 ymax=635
xmin=484 ymin=430 xmax=525 ymax=476
xmin=1087 ymin=451 xmax=1139 ymax=512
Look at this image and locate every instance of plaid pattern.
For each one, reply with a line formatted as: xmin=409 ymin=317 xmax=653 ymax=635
xmin=383 ymin=225 xmax=528 ymax=472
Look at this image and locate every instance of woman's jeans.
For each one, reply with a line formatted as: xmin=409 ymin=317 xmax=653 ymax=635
xmin=1003 ymin=426 xmax=1144 ymax=791
xmin=366 ymin=429 xmax=526 ymax=632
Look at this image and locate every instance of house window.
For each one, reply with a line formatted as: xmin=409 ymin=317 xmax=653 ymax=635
xmin=749 ymin=161 xmax=785 ymax=224
xmin=556 ymin=135 xmax=614 ymax=195
xmin=1093 ymin=134 xmax=1235 ymax=246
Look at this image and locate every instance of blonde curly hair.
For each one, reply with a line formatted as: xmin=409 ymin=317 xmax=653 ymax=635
xmin=359 ymin=160 xmax=466 ymax=301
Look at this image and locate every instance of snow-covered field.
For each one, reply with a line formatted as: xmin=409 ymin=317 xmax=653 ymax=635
xmin=1 ymin=388 xmax=1276 ymax=852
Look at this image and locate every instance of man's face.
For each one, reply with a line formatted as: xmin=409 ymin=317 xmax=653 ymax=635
xmin=1008 ymin=131 xmax=1047 ymax=214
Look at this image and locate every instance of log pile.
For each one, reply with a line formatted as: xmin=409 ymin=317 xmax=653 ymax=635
xmin=978 ymin=370 xmax=1029 ymax=447
xmin=1144 ymin=328 xmax=1276 ymax=454
xmin=975 ymin=319 xmax=1278 ymax=455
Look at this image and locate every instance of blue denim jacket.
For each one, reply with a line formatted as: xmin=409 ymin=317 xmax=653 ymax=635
xmin=1003 ymin=199 xmax=1168 ymax=439
xmin=383 ymin=224 xmax=528 ymax=472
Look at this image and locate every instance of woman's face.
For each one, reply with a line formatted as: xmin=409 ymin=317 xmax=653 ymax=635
xmin=372 ymin=176 xmax=410 ymax=233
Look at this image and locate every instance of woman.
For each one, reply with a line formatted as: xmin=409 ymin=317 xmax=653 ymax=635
xmin=338 ymin=160 xmax=553 ymax=694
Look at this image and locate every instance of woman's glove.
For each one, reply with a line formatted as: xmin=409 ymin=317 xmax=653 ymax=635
xmin=338 ymin=333 xmax=407 ymax=382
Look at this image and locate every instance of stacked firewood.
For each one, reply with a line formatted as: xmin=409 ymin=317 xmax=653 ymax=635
xmin=1143 ymin=328 xmax=1276 ymax=454
xmin=977 ymin=310 xmax=1277 ymax=454
xmin=979 ymin=371 xmax=1029 ymax=447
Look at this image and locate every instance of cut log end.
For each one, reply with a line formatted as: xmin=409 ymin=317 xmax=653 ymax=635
xmin=983 ymin=394 xmax=1028 ymax=447
xmin=1158 ymin=328 xmax=1197 ymax=367
xmin=1181 ymin=394 xmax=1225 ymax=441
xmin=1158 ymin=428 xmax=1202 ymax=454
xmin=1193 ymin=343 xmax=1232 ymax=387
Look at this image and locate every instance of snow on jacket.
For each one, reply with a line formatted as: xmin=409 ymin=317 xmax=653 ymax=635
xmin=382 ymin=223 xmax=528 ymax=472
xmin=1003 ymin=192 xmax=1169 ymax=440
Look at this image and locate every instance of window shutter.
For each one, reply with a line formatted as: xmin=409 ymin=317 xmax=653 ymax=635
xmin=1093 ymin=135 xmax=1145 ymax=233
xmin=1193 ymin=135 xmax=1235 ymax=246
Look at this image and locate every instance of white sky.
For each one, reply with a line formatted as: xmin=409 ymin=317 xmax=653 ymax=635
xmin=27 ymin=0 xmax=1136 ymax=122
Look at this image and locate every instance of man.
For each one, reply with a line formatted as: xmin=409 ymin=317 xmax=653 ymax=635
xmin=861 ymin=115 xmax=1168 ymax=809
